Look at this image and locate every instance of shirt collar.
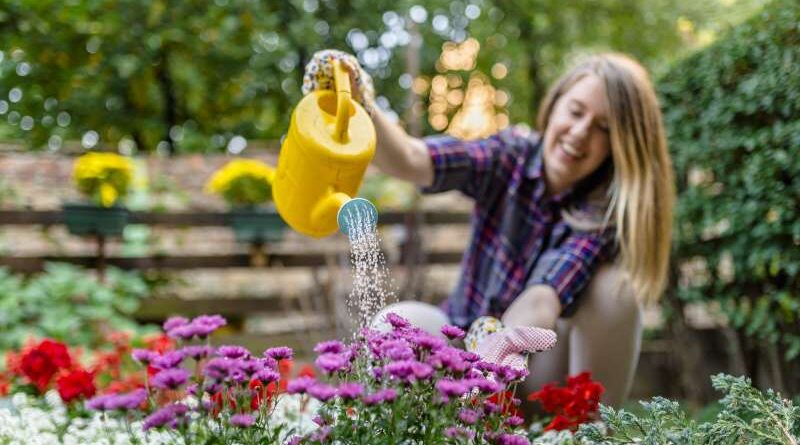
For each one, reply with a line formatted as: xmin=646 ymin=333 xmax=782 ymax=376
xmin=526 ymin=136 xmax=574 ymax=204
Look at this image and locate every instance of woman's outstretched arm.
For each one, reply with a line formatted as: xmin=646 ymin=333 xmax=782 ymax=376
xmin=369 ymin=108 xmax=434 ymax=188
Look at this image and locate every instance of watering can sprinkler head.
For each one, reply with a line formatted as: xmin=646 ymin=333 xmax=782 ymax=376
xmin=337 ymin=198 xmax=378 ymax=238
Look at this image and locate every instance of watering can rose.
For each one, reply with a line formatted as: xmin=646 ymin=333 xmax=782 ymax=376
xmin=72 ymin=152 xmax=134 ymax=207
xmin=206 ymin=159 xmax=276 ymax=207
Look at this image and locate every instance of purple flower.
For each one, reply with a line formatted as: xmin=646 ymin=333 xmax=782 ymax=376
xmin=469 ymin=377 xmax=503 ymax=394
xmin=142 ymin=403 xmax=188 ymax=430
xmin=441 ymin=325 xmax=466 ymax=340
xmin=109 ymin=389 xmax=148 ymax=410
xmin=285 ymin=436 xmax=302 ymax=445
xmin=458 ymin=408 xmax=481 ymax=425
xmin=380 ymin=339 xmax=415 ymax=361
xmin=475 ymin=361 xmax=498 ymax=373
xmin=362 ymin=388 xmax=397 ymax=405
xmin=429 ymin=349 xmax=468 ymax=373
xmin=385 ymin=313 xmax=411 ymax=329
xmin=436 ymin=379 xmax=468 ymax=399
xmin=192 ymin=314 xmax=227 ymax=330
xmin=230 ymin=413 xmax=256 ymax=428
xmin=310 ymin=425 xmax=332 ymax=442
xmin=411 ymin=361 xmax=435 ymax=380
xmin=307 ymin=383 xmax=337 ymax=402
xmin=315 ymin=353 xmax=350 ymax=374
xmin=445 ymin=427 xmax=476 ymax=440
xmin=152 ymin=351 xmax=185 ymax=370
xmin=461 ymin=351 xmax=481 ymax=363
xmin=181 ymin=345 xmax=214 ymax=360
xmin=384 ymin=360 xmax=415 ymax=380
xmin=484 ymin=401 xmax=501 ymax=414
xmin=408 ymin=332 xmax=446 ymax=351
xmin=506 ymin=415 xmax=524 ymax=427
xmin=260 ymin=356 xmax=278 ymax=370
xmin=152 ymin=368 xmax=191 ymax=390
xmin=167 ymin=324 xmax=200 ymax=340
xmin=255 ymin=368 xmax=280 ymax=384
xmin=163 ymin=316 xmax=190 ymax=332
xmin=494 ymin=365 xmax=528 ymax=383
xmin=286 ymin=376 xmax=316 ymax=394
xmin=495 ymin=433 xmax=531 ymax=445
xmin=204 ymin=382 xmax=223 ymax=395
xmin=131 ymin=349 xmax=158 ymax=365
xmin=337 ymin=382 xmax=364 ymax=400
xmin=204 ymin=357 xmax=237 ymax=381
xmin=265 ymin=347 xmax=293 ymax=361
xmin=238 ymin=358 xmax=263 ymax=376
xmin=228 ymin=361 xmax=249 ymax=383
xmin=217 ymin=345 xmax=250 ymax=360
xmin=313 ymin=340 xmax=346 ymax=354
xmin=85 ymin=394 xmax=114 ymax=411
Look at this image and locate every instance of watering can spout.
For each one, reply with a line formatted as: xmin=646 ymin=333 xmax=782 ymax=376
xmin=337 ymin=197 xmax=378 ymax=238
xmin=272 ymin=59 xmax=377 ymax=238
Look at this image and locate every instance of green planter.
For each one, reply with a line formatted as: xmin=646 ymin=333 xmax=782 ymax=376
xmin=229 ymin=207 xmax=287 ymax=244
xmin=62 ymin=203 xmax=129 ymax=237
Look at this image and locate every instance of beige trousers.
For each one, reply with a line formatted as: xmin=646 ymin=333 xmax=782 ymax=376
xmin=371 ymin=265 xmax=642 ymax=408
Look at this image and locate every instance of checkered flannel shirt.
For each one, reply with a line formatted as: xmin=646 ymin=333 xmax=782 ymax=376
xmin=422 ymin=127 xmax=616 ymax=328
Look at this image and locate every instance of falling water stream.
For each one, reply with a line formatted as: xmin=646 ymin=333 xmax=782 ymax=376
xmin=340 ymin=203 xmax=396 ymax=330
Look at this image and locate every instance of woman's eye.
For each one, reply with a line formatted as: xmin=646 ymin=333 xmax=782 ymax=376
xmin=569 ymin=108 xmax=582 ymax=117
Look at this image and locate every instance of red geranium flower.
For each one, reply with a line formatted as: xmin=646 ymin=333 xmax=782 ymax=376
xmin=488 ymin=390 xmax=521 ymax=418
xmin=20 ymin=339 xmax=72 ymax=392
xmin=0 ymin=373 xmax=10 ymax=397
xmin=528 ymin=371 xmax=605 ymax=431
xmin=144 ymin=334 xmax=174 ymax=354
xmin=544 ymin=414 xmax=575 ymax=431
xmin=56 ymin=368 xmax=96 ymax=403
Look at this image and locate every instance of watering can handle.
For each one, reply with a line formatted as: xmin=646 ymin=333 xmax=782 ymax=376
xmin=332 ymin=59 xmax=352 ymax=142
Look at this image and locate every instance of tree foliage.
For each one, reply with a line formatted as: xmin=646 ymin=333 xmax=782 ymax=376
xmin=0 ymin=0 xmax=759 ymax=152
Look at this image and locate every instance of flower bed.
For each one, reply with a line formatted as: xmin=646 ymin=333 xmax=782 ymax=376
xmin=1 ymin=313 xmax=797 ymax=444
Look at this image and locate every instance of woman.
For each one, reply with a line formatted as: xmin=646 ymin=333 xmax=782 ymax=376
xmin=304 ymin=50 xmax=675 ymax=408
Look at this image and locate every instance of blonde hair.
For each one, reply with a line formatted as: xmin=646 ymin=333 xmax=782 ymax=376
xmin=537 ymin=53 xmax=675 ymax=304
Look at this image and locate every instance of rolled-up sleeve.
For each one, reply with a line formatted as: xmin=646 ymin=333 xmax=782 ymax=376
xmin=421 ymin=130 xmax=519 ymax=202
xmin=526 ymin=229 xmax=616 ymax=316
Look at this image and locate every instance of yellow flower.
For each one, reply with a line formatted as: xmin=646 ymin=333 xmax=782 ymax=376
xmin=206 ymin=159 xmax=276 ymax=206
xmin=72 ymin=152 xmax=134 ymax=207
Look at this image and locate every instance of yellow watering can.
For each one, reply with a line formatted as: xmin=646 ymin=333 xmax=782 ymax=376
xmin=273 ymin=59 xmax=378 ymax=238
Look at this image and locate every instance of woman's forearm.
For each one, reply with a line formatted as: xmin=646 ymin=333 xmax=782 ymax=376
xmin=370 ymin=108 xmax=434 ymax=188
xmin=501 ymin=285 xmax=561 ymax=330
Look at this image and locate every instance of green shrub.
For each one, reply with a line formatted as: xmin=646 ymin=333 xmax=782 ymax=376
xmin=659 ymin=0 xmax=800 ymax=364
xmin=578 ymin=374 xmax=799 ymax=444
xmin=0 ymin=263 xmax=152 ymax=352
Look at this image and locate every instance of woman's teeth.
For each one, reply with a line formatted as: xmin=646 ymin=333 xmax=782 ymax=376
xmin=561 ymin=142 xmax=584 ymax=158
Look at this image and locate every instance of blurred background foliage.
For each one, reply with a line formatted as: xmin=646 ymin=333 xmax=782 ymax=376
xmin=0 ymin=0 xmax=766 ymax=153
xmin=660 ymin=0 xmax=799 ymax=395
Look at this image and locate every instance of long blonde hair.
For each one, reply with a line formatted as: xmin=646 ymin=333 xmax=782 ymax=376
xmin=537 ymin=53 xmax=675 ymax=304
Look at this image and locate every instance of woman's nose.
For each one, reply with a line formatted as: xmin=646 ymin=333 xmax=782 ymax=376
xmin=569 ymin=116 xmax=592 ymax=140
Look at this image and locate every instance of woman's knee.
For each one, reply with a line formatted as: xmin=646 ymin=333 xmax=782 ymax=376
xmin=575 ymin=264 xmax=640 ymax=325
xmin=371 ymin=301 xmax=450 ymax=337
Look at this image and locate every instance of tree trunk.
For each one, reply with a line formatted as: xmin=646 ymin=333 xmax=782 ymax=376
xmin=155 ymin=49 xmax=178 ymax=155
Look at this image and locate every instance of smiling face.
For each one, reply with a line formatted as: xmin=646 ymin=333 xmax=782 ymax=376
xmin=541 ymin=74 xmax=611 ymax=196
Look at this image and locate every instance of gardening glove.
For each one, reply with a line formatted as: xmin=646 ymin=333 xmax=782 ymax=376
xmin=467 ymin=316 xmax=557 ymax=371
xmin=302 ymin=49 xmax=376 ymax=114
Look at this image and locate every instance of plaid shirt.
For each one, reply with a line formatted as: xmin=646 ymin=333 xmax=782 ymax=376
xmin=422 ymin=127 xmax=616 ymax=328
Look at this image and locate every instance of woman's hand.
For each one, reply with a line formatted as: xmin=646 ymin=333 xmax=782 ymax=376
xmin=302 ymin=49 xmax=376 ymax=113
